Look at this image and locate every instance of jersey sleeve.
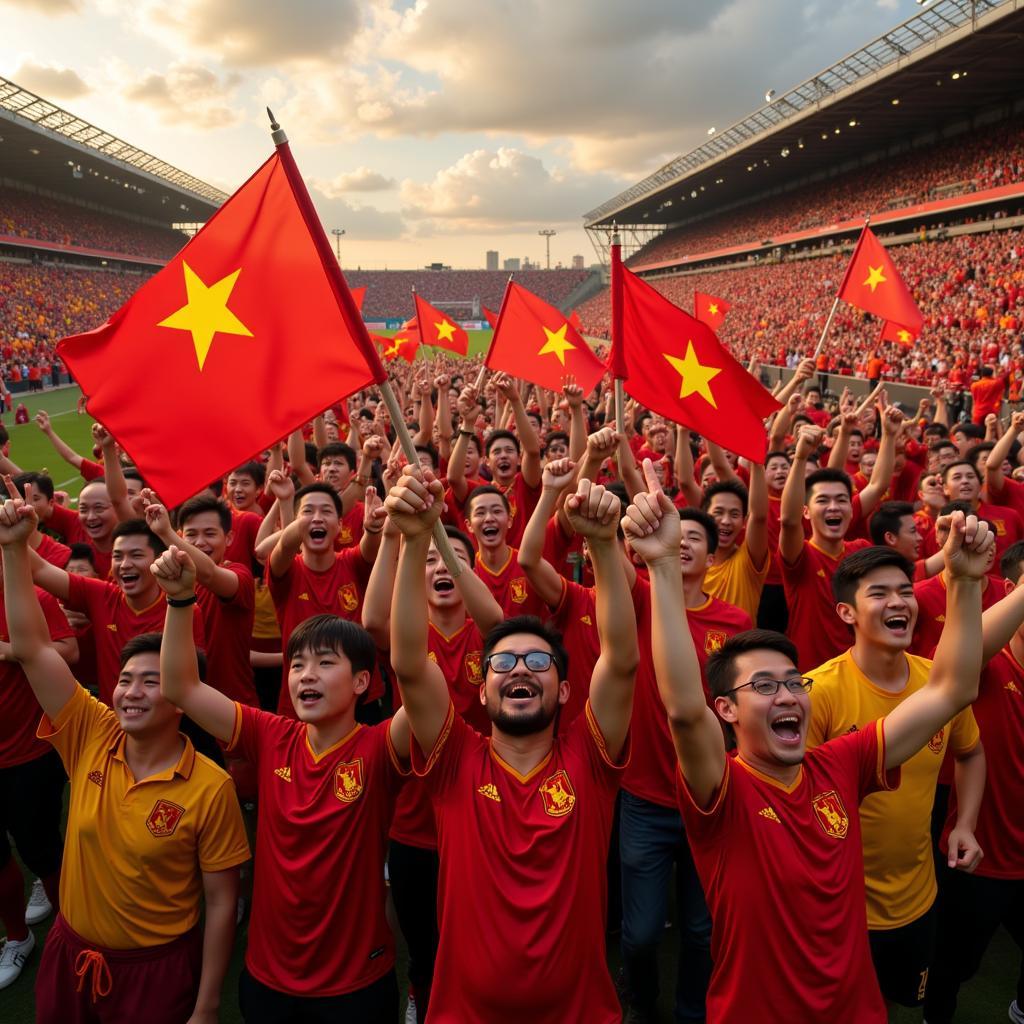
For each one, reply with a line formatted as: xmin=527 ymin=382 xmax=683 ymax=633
xmin=227 ymin=701 xmax=287 ymax=770
xmin=196 ymin=776 xmax=252 ymax=872
xmin=676 ymin=758 xmax=731 ymax=842
xmin=948 ymin=705 xmax=981 ymax=757
xmin=38 ymin=589 xmax=74 ymax=642
xmin=579 ymin=702 xmax=630 ymax=784
xmin=852 ymin=720 xmax=901 ymax=801
xmin=805 ymin=677 xmax=835 ymax=749
xmin=37 ymin=684 xmax=118 ymax=776
xmin=409 ymin=702 xmax=472 ymax=797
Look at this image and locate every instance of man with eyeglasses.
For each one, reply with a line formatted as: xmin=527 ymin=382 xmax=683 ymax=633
xmin=631 ymin=460 xmax=993 ymax=1023
xmin=385 ymin=463 xmax=638 ymax=1023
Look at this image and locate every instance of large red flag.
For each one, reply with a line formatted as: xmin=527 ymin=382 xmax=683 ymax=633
xmin=614 ymin=266 xmax=779 ymax=462
xmin=694 ymin=290 xmax=730 ymax=331
xmin=837 ymin=226 xmax=923 ymax=331
xmin=413 ymin=293 xmax=469 ymax=355
xmin=59 ymin=149 xmax=384 ymax=507
xmin=485 ymin=282 xmax=605 ymax=393
xmin=351 ymin=285 xmax=366 ymax=313
xmin=879 ymin=320 xmax=919 ymax=347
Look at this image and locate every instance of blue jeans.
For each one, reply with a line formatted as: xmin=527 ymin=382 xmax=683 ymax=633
xmin=619 ymin=790 xmax=712 ymax=1022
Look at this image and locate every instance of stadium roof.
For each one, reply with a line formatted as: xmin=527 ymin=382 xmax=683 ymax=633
xmin=584 ymin=0 xmax=1024 ymax=230
xmin=0 ymin=76 xmax=227 ymax=224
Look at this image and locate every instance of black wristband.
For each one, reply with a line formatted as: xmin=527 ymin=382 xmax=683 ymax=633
xmin=166 ymin=595 xmax=198 ymax=608
xmin=459 ymin=429 xmax=475 ymax=438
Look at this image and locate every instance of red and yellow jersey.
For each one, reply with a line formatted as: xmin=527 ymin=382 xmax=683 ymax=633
xmin=807 ymin=650 xmax=979 ymax=928
xmin=550 ymin=579 xmax=600 ymax=728
xmin=976 ymin=500 xmax=1024 ymax=560
xmin=702 ymin=538 xmax=770 ymax=623
xmin=228 ymin=705 xmax=405 ymax=997
xmin=46 ymin=503 xmax=112 ymax=579
xmin=335 ymin=502 xmax=364 ymax=551
xmin=224 ymin=508 xmax=262 ymax=569
xmin=473 ymin=547 xmax=548 ymax=621
xmin=911 ymin=572 xmax=1005 ymax=658
xmin=678 ymin=723 xmax=895 ymax=1023
xmin=413 ymin=704 xmax=625 ymax=1024
xmin=196 ymin=561 xmax=256 ymax=706
xmin=495 ymin=473 xmax=542 ymax=550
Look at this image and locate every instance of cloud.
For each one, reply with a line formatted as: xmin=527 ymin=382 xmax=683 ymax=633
xmin=0 ymin=0 xmax=79 ymax=11
xmin=12 ymin=60 xmax=89 ymax=99
xmin=314 ymin=167 xmax=398 ymax=194
xmin=308 ymin=183 xmax=405 ymax=242
xmin=122 ymin=63 xmax=242 ymax=129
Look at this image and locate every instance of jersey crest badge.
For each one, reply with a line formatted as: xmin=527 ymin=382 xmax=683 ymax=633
xmin=927 ymin=727 xmax=945 ymax=754
xmin=539 ymin=769 xmax=576 ymax=818
xmin=994 ymin=518 xmax=1006 ymax=536
xmin=298 ymin=592 xmax=310 ymax=601
xmin=146 ymin=799 xmax=185 ymax=838
xmin=465 ymin=651 xmax=483 ymax=684
xmin=510 ymin=577 xmax=528 ymax=604
xmin=816 ymin=568 xmax=826 ymax=579
xmin=107 ymin=623 xmax=118 ymax=632
xmin=340 ymin=525 xmax=353 ymax=544
xmin=274 ymin=766 xmax=292 ymax=782
xmin=812 ymin=790 xmax=849 ymax=839
xmin=338 ymin=583 xmax=359 ymax=613
xmin=758 ymin=806 xmax=780 ymax=823
xmin=580 ymin=614 xmax=592 ymax=626
xmin=704 ymin=629 xmax=728 ymax=655
xmin=87 ymin=770 xmax=104 ymax=787
xmin=334 ymin=758 xmax=364 ymax=803
xmin=427 ymin=650 xmax=439 ymax=664
xmin=477 ymin=783 xmax=501 ymax=803
xmin=1006 ymin=680 xmax=1021 ymax=696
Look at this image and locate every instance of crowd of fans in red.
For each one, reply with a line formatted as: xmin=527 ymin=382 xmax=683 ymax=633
xmin=628 ymin=118 xmax=1024 ymax=268
xmin=1 ymin=187 xmax=188 ymax=260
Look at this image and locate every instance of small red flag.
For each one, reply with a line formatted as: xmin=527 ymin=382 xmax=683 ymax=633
xmin=838 ymin=226 xmax=923 ymax=331
xmin=568 ymin=309 xmax=584 ymax=333
xmin=616 ymin=266 xmax=779 ymax=462
xmin=482 ymin=305 xmax=499 ymax=329
xmin=58 ymin=149 xmax=383 ymax=507
xmin=413 ymin=293 xmax=469 ymax=355
xmin=372 ymin=330 xmax=420 ymax=364
xmin=694 ymin=291 xmax=730 ymax=331
xmin=485 ymin=282 xmax=605 ymax=393
xmin=879 ymin=320 xmax=918 ymax=347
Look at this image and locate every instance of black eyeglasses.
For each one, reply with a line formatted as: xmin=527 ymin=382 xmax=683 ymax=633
xmin=723 ymin=675 xmax=813 ymax=697
xmin=485 ymin=651 xmax=554 ymax=674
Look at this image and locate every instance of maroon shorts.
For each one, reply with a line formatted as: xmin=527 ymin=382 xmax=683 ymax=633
xmin=35 ymin=914 xmax=202 ymax=1024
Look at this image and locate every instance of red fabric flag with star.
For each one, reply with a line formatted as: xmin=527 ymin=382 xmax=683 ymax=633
xmin=614 ymin=266 xmax=779 ymax=462
xmin=568 ymin=309 xmax=584 ymax=333
xmin=372 ymin=329 xmax=420 ymax=364
xmin=484 ymin=282 xmax=605 ymax=393
xmin=413 ymin=293 xmax=469 ymax=355
xmin=879 ymin=320 xmax=919 ymax=347
xmin=58 ymin=148 xmax=384 ymax=507
xmin=837 ymin=225 xmax=923 ymax=331
xmin=482 ymin=305 xmax=499 ymax=329
xmin=694 ymin=290 xmax=730 ymax=331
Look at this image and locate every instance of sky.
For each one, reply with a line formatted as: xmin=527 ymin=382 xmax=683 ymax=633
xmin=3 ymin=0 xmax=927 ymax=270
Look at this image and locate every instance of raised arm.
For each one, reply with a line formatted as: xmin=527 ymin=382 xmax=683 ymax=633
xmin=985 ymin=409 xmax=1024 ymax=495
xmin=779 ymin=425 xmax=822 ymax=564
xmin=564 ymin=477 xmax=638 ymax=760
xmin=773 ymin=357 xmax=815 ymax=407
xmin=563 ymin=378 xmax=588 ymax=463
xmin=857 ymin=405 xmax=901 ymax=517
xmin=518 ymin=458 xmax=577 ymax=610
xmin=493 ymin=372 xmax=542 ymax=488
xmin=625 ymin=460 xmax=726 ymax=808
xmin=446 ymin=384 xmax=478 ymax=502
xmin=35 ymin=411 xmax=85 ymax=470
xmin=287 ymin=429 xmax=315 ymax=488
xmin=706 ymin=441 xmax=738 ymax=484
xmin=268 ymin=514 xmax=306 ymax=579
xmin=745 ymin=460 xmax=770 ymax=568
xmin=434 ymin=373 xmax=453 ymax=462
xmin=93 ymin=423 xmax=133 ymax=521
xmin=673 ymin=428 xmax=702 ymax=508
xmin=151 ymin=547 xmax=237 ymax=742
xmin=827 ymin=412 xmax=856 ymax=470
xmin=361 ymin=522 xmax=400 ymax=648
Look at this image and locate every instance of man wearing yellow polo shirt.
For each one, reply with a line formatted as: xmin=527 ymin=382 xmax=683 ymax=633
xmin=0 ymin=492 xmax=249 ymax=1024
xmin=807 ymin=545 xmax=985 ymax=1010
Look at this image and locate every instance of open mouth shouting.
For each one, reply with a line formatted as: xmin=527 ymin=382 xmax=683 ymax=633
xmin=882 ymin=613 xmax=910 ymax=637
xmin=822 ymin=511 xmax=845 ymax=532
xmin=501 ymin=680 xmax=541 ymax=704
xmin=432 ymin=577 xmax=455 ymax=596
xmin=480 ymin=524 xmax=501 ymax=544
xmin=769 ymin=713 xmax=802 ymax=747
xmin=297 ymin=687 xmax=323 ymax=708
xmin=308 ymin=526 xmax=329 ymax=544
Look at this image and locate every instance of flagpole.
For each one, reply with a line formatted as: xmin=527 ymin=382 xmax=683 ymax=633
xmin=610 ymin=226 xmax=625 ymax=434
xmin=268 ymin=110 xmax=464 ymax=577
xmin=477 ymin=274 xmax=514 ymax=391
xmin=815 ymin=215 xmax=872 ymax=360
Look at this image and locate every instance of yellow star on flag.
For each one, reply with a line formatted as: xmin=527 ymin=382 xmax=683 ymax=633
xmin=663 ymin=340 xmax=722 ymax=408
xmin=898 ymin=329 xmax=911 ymax=343
xmin=863 ymin=265 xmax=887 ymax=292
xmin=708 ymin=303 xmax=719 ymax=316
xmin=435 ymin=319 xmax=456 ymax=343
xmin=157 ymin=262 xmax=253 ymax=371
xmin=385 ymin=335 xmax=408 ymax=359
xmin=537 ymin=322 xmax=576 ymax=366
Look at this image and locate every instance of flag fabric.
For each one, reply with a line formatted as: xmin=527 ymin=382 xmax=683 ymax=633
xmin=413 ymin=293 xmax=469 ymax=355
xmin=58 ymin=148 xmax=383 ymax=508
xmin=482 ymin=305 xmax=499 ymax=329
xmin=485 ymin=282 xmax=605 ymax=394
xmin=612 ymin=265 xmax=779 ymax=462
xmin=568 ymin=309 xmax=584 ymax=333
xmin=879 ymin=320 xmax=919 ymax=347
xmin=694 ymin=291 xmax=730 ymax=331
xmin=351 ymin=285 xmax=366 ymax=313
xmin=372 ymin=330 xmax=420 ymax=364
xmin=837 ymin=226 xmax=923 ymax=330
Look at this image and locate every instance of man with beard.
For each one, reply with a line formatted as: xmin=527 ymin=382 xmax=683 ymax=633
xmin=386 ymin=464 xmax=638 ymax=1023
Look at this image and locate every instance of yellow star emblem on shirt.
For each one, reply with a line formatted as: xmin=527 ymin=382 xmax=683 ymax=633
xmin=663 ymin=341 xmax=722 ymax=408
xmin=157 ymin=262 xmax=253 ymax=371
xmin=537 ymin=322 xmax=576 ymax=365
xmin=863 ymin=265 xmax=887 ymax=292
xmin=435 ymin=319 xmax=457 ymax=343
xmin=708 ymin=303 xmax=719 ymax=316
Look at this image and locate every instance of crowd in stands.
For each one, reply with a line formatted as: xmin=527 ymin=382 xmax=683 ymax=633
xmin=581 ymin=226 xmax=1024 ymax=393
xmin=0 ymin=187 xmax=187 ymax=261
xmin=346 ymin=268 xmax=590 ymax=320
xmin=628 ymin=118 xmax=1024 ymax=268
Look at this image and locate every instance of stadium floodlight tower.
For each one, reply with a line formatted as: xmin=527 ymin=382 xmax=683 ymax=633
xmin=331 ymin=227 xmax=345 ymax=261
xmin=538 ymin=229 xmax=557 ymax=269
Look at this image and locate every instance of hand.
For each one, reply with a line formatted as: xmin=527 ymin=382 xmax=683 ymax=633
xmin=586 ymin=427 xmax=618 ymax=460
xmin=0 ymin=480 xmax=37 ymax=547
xmin=433 ymin=373 xmax=451 ymax=390
xmin=839 ymin=387 xmax=855 ymax=414
xmin=143 ymin=499 xmax=174 ymax=540
xmin=786 ymin=392 xmax=803 ymax=416
xmin=562 ymin=376 xmax=584 ymax=408
xmin=794 ymin=425 xmax=824 ymax=460
xmin=946 ymin=825 xmax=983 ymax=873
xmin=384 ymin=465 xmax=444 ymax=537
xmin=185 ymin=1012 xmax=219 ymax=1024
xmin=362 ymin=486 xmax=386 ymax=533
xmin=62 ymin=606 xmax=91 ymax=631
xmin=1011 ymin=411 xmax=1024 ymax=435
xmin=381 ymin=454 xmax=404 ymax=494
xmin=564 ymin=478 xmax=621 ymax=542
xmin=942 ymin=511 xmax=994 ymax=581
xmin=621 ymin=459 xmax=680 ymax=566
xmin=794 ymin=358 xmax=815 ymax=382
xmin=91 ymin=422 xmax=116 ymax=451
xmin=150 ymin=546 xmax=197 ymax=600
xmin=362 ymin=435 xmax=386 ymax=460
xmin=542 ymin=458 xmax=576 ymax=492
xmin=930 ymin=384 xmax=945 ymax=400
xmin=265 ymin=469 xmax=294 ymax=504
xmin=456 ymin=384 xmax=479 ymax=421
xmin=985 ymin=413 xmax=998 ymax=429
xmin=839 ymin=411 xmax=859 ymax=432
xmin=880 ymin=404 xmax=905 ymax=437
xmin=491 ymin=371 xmax=519 ymax=401
xmin=34 ymin=410 xmax=52 ymax=433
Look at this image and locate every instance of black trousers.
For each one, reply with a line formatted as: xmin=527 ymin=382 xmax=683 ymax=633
xmin=239 ymin=967 xmax=398 ymax=1024
xmin=388 ymin=839 xmax=439 ymax=1023
xmin=0 ymin=749 xmax=66 ymax=876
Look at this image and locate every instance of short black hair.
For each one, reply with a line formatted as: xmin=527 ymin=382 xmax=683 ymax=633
xmin=930 ymin=439 xmax=957 ymax=455
xmin=466 ymin=484 xmax=510 ymax=515
xmin=543 ymin=431 xmax=570 ymax=454
xmin=1001 ymin=540 xmax=1024 ymax=584
xmin=805 ymin=467 xmax=853 ymax=500
xmin=111 ymin=519 xmax=166 ymax=557
xmin=966 ymin=442 xmax=996 ymax=470
xmin=68 ymin=543 xmax=95 ymax=565
xmin=942 ymin=461 xmax=981 ymax=484
xmin=12 ymin=471 xmax=54 ymax=501
xmin=923 ymin=422 xmax=949 ymax=439
xmin=701 ymin=480 xmax=749 ymax=518
xmin=679 ymin=508 xmax=719 ymax=555
xmin=119 ymin=631 xmax=207 ymax=681
xmin=706 ymin=629 xmax=798 ymax=701
xmin=485 ymin=429 xmax=520 ymax=456
xmin=765 ymin=450 xmax=791 ymax=466
xmin=285 ymin=614 xmax=377 ymax=675
xmin=294 ymin=482 xmax=343 ymax=516
xmin=483 ymin=615 xmax=568 ymax=682
xmin=869 ymin=501 xmax=916 ymax=546
xmin=415 ymin=443 xmax=439 ymax=470
xmin=318 ymin=442 xmax=357 ymax=472
xmin=443 ymin=525 xmax=475 ymax=565
xmin=831 ymin=546 xmax=913 ymax=604
xmin=230 ymin=461 xmax=266 ymax=488
xmin=951 ymin=423 xmax=985 ymax=442
xmin=176 ymin=495 xmax=232 ymax=533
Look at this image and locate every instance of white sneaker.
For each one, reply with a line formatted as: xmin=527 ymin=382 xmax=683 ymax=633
xmin=0 ymin=931 xmax=35 ymax=989
xmin=24 ymin=878 xmax=52 ymax=925
xmin=405 ymin=994 xmax=417 ymax=1024
xmin=1009 ymin=1000 xmax=1024 ymax=1024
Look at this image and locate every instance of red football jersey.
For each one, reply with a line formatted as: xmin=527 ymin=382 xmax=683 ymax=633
xmin=550 ymin=579 xmax=599 ymax=727
xmin=942 ymin=647 xmax=1024 ymax=879
xmin=473 ymin=547 xmax=548 ymax=620
xmin=413 ymin=704 xmax=625 ymax=1023
xmin=228 ymin=705 xmax=405 ymax=997
xmin=79 ymin=457 xmax=104 ymax=482
xmin=35 ymin=533 xmax=71 ymax=568
xmin=46 ymin=503 xmax=112 ymax=579
xmin=335 ymin=502 xmax=364 ymax=551
xmin=624 ymin=578 xmax=751 ymax=808
xmin=224 ymin=508 xmax=262 ymax=570
xmin=65 ymin=575 xmax=205 ymax=706
xmin=195 ymin=561 xmax=256 ymax=706
xmin=542 ymin=514 xmax=590 ymax=585
xmin=986 ymin=475 xmax=1024 ymax=520
xmin=495 ymin=473 xmax=542 ymax=550
xmin=0 ymin=588 xmax=73 ymax=768
xmin=977 ymin=500 xmax=1024 ymax=560
xmin=910 ymin=572 xmax=1004 ymax=658
xmin=678 ymin=723 xmax=896 ymax=1023
xmin=781 ymin=539 xmax=870 ymax=672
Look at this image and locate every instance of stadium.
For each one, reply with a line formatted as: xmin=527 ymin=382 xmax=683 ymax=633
xmin=2 ymin=1 xmax=1024 ymax=1022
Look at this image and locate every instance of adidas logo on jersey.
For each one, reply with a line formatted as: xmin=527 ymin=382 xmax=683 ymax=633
xmin=477 ymin=783 xmax=501 ymax=803
xmin=107 ymin=623 xmax=118 ymax=632
xmin=298 ymin=593 xmax=310 ymax=601
xmin=274 ymin=766 xmax=292 ymax=782
xmin=1006 ymin=680 xmax=1022 ymax=696
xmin=87 ymin=770 xmax=104 ymax=787
xmin=758 ymin=806 xmax=781 ymax=824
xmin=580 ymin=614 xmax=592 ymax=626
